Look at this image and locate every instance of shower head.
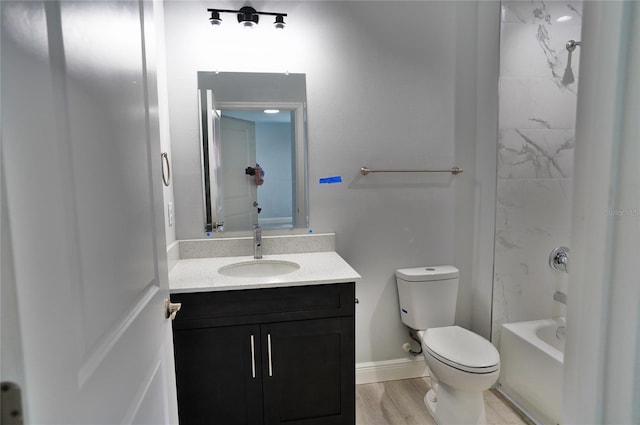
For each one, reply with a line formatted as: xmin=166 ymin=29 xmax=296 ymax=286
xmin=562 ymin=51 xmax=575 ymax=86
xmin=562 ymin=66 xmax=575 ymax=86
xmin=562 ymin=40 xmax=580 ymax=86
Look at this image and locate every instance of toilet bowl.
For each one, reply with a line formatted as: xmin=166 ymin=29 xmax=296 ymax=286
xmin=418 ymin=327 xmax=500 ymax=424
xmin=396 ymin=266 xmax=500 ymax=425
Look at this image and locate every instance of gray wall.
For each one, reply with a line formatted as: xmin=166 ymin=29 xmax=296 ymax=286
xmin=163 ymin=0 xmax=499 ymax=364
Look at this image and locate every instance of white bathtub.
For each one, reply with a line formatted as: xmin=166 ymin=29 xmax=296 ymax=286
xmin=498 ymin=318 xmax=565 ymax=425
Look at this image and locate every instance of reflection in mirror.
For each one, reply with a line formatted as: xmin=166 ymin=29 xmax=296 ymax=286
xmin=198 ymin=72 xmax=308 ymax=232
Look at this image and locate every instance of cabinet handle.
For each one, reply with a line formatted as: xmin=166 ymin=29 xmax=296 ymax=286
xmin=250 ymin=335 xmax=256 ymax=379
xmin=267 ymin=333 xmax=273 ymax=377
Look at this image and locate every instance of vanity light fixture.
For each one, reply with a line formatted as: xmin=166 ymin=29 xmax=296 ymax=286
xmin=209 ymin=10 xmax=222 ymax=25
xmin=273 ymin=14 xmax=286 ymax=29
xmin=238 ymin=6 xmax=258 ymax=28
xmin=207 ymin=6 xmax=287 ymax=29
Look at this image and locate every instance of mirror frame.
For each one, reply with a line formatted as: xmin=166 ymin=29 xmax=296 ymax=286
xmin=197 ymin=72 xmax=308 ymax=233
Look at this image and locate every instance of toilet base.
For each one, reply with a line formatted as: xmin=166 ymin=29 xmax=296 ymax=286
xmin=425 ymin=389 xmax=438 ymax=418
xmin=423 ymin=386 xmax=487 ymax=425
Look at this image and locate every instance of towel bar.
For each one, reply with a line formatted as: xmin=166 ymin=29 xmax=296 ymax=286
xmin=360 ymin=166 xmax=463 ymax=176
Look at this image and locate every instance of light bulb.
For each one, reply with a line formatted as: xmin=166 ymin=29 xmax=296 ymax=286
xmin=274 ymin=15 xmax=286 ymax=29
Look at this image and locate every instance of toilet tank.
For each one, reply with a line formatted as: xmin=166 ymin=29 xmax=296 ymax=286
xmin=395 ymin=265 xmax=459 ymax=330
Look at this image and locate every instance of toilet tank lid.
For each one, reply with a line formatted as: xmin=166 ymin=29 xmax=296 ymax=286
xmin=395 ymin=265 xmax=459 ymax=282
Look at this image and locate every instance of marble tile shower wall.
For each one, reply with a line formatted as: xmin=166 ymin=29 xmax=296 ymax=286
xmin=492 ymin=1 xmax=582 ymax=344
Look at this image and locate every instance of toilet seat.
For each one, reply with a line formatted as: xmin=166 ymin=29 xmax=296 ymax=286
xmin=423 ymin=326 xmax=500 ymax=374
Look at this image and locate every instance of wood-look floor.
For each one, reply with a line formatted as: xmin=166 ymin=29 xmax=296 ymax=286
xmin=356 ymin=377 xmax=529 ymax=425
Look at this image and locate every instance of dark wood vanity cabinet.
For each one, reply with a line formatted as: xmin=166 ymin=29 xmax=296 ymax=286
xmin=171 ymin=283 xmax=356 ymax=425
xmin=172 ymin=324 xmax=264 ymax=425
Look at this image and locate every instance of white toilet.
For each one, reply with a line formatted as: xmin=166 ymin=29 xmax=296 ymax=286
xmin=396 ymin=266 xmax=500 ymax=425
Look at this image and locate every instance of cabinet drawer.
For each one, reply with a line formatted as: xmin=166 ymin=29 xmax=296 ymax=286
xmin=171 ymin=283 xmax=355 ymax=329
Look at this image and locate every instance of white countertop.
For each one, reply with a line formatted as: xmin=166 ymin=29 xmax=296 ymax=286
xmin=169 ymin=251 xmax=361 ymax=293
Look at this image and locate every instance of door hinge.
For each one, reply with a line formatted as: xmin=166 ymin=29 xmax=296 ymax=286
xmin=1 ymin=382 xmax=24 ymax=425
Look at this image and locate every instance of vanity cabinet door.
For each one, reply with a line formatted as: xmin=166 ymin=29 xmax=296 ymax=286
xmin=173 ymin=324 xmax=264 ymax=425
xmin=261 ymin=317 xmax=355 ymax=425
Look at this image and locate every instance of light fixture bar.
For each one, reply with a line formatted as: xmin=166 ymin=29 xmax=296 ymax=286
xmin=206 ymin=8 xmax=287 ymax=17
xmin=207 ymin=7 xmax=287 ymax=28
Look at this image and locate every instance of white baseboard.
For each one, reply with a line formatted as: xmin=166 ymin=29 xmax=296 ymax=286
xmin=356 ymin=357 xmax=429 ymax=385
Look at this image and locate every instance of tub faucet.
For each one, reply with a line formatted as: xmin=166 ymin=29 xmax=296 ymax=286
xmin=253 ymin=225 xmax=262 ymax=259
xmin=553 ymin=291 xmax=567 ymax=305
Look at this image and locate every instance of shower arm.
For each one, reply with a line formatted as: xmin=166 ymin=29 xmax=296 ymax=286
xmin=566 ymin=40 xmax=581 ymax=52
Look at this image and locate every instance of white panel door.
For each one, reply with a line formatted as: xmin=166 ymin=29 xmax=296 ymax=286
xmin=220 ymin=115 xmax=258 ymax=231
xmin=1 ymin=1 xmax=178 ymax=423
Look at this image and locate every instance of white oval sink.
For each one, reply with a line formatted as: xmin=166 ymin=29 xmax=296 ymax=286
xmin=218 ymin=260 xmax=300 ymax=278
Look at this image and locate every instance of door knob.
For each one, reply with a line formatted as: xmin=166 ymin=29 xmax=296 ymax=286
xmin=165 ymin=299 xmax=182 ymax=320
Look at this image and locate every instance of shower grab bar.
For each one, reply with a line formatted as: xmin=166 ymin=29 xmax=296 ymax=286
xmin=360 ymin=166 xmax=463 ymax=176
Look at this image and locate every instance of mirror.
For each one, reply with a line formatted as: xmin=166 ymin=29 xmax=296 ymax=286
xmin=198 ymin=72 xmax=308 ymax=232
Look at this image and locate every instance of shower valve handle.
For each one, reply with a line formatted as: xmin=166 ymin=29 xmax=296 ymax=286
xmin=549 ymin=246 xmax=570 ymax=272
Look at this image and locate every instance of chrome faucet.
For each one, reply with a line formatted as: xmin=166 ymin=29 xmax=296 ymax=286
xmin=253 ymin=225 xmax=262 ymax=259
